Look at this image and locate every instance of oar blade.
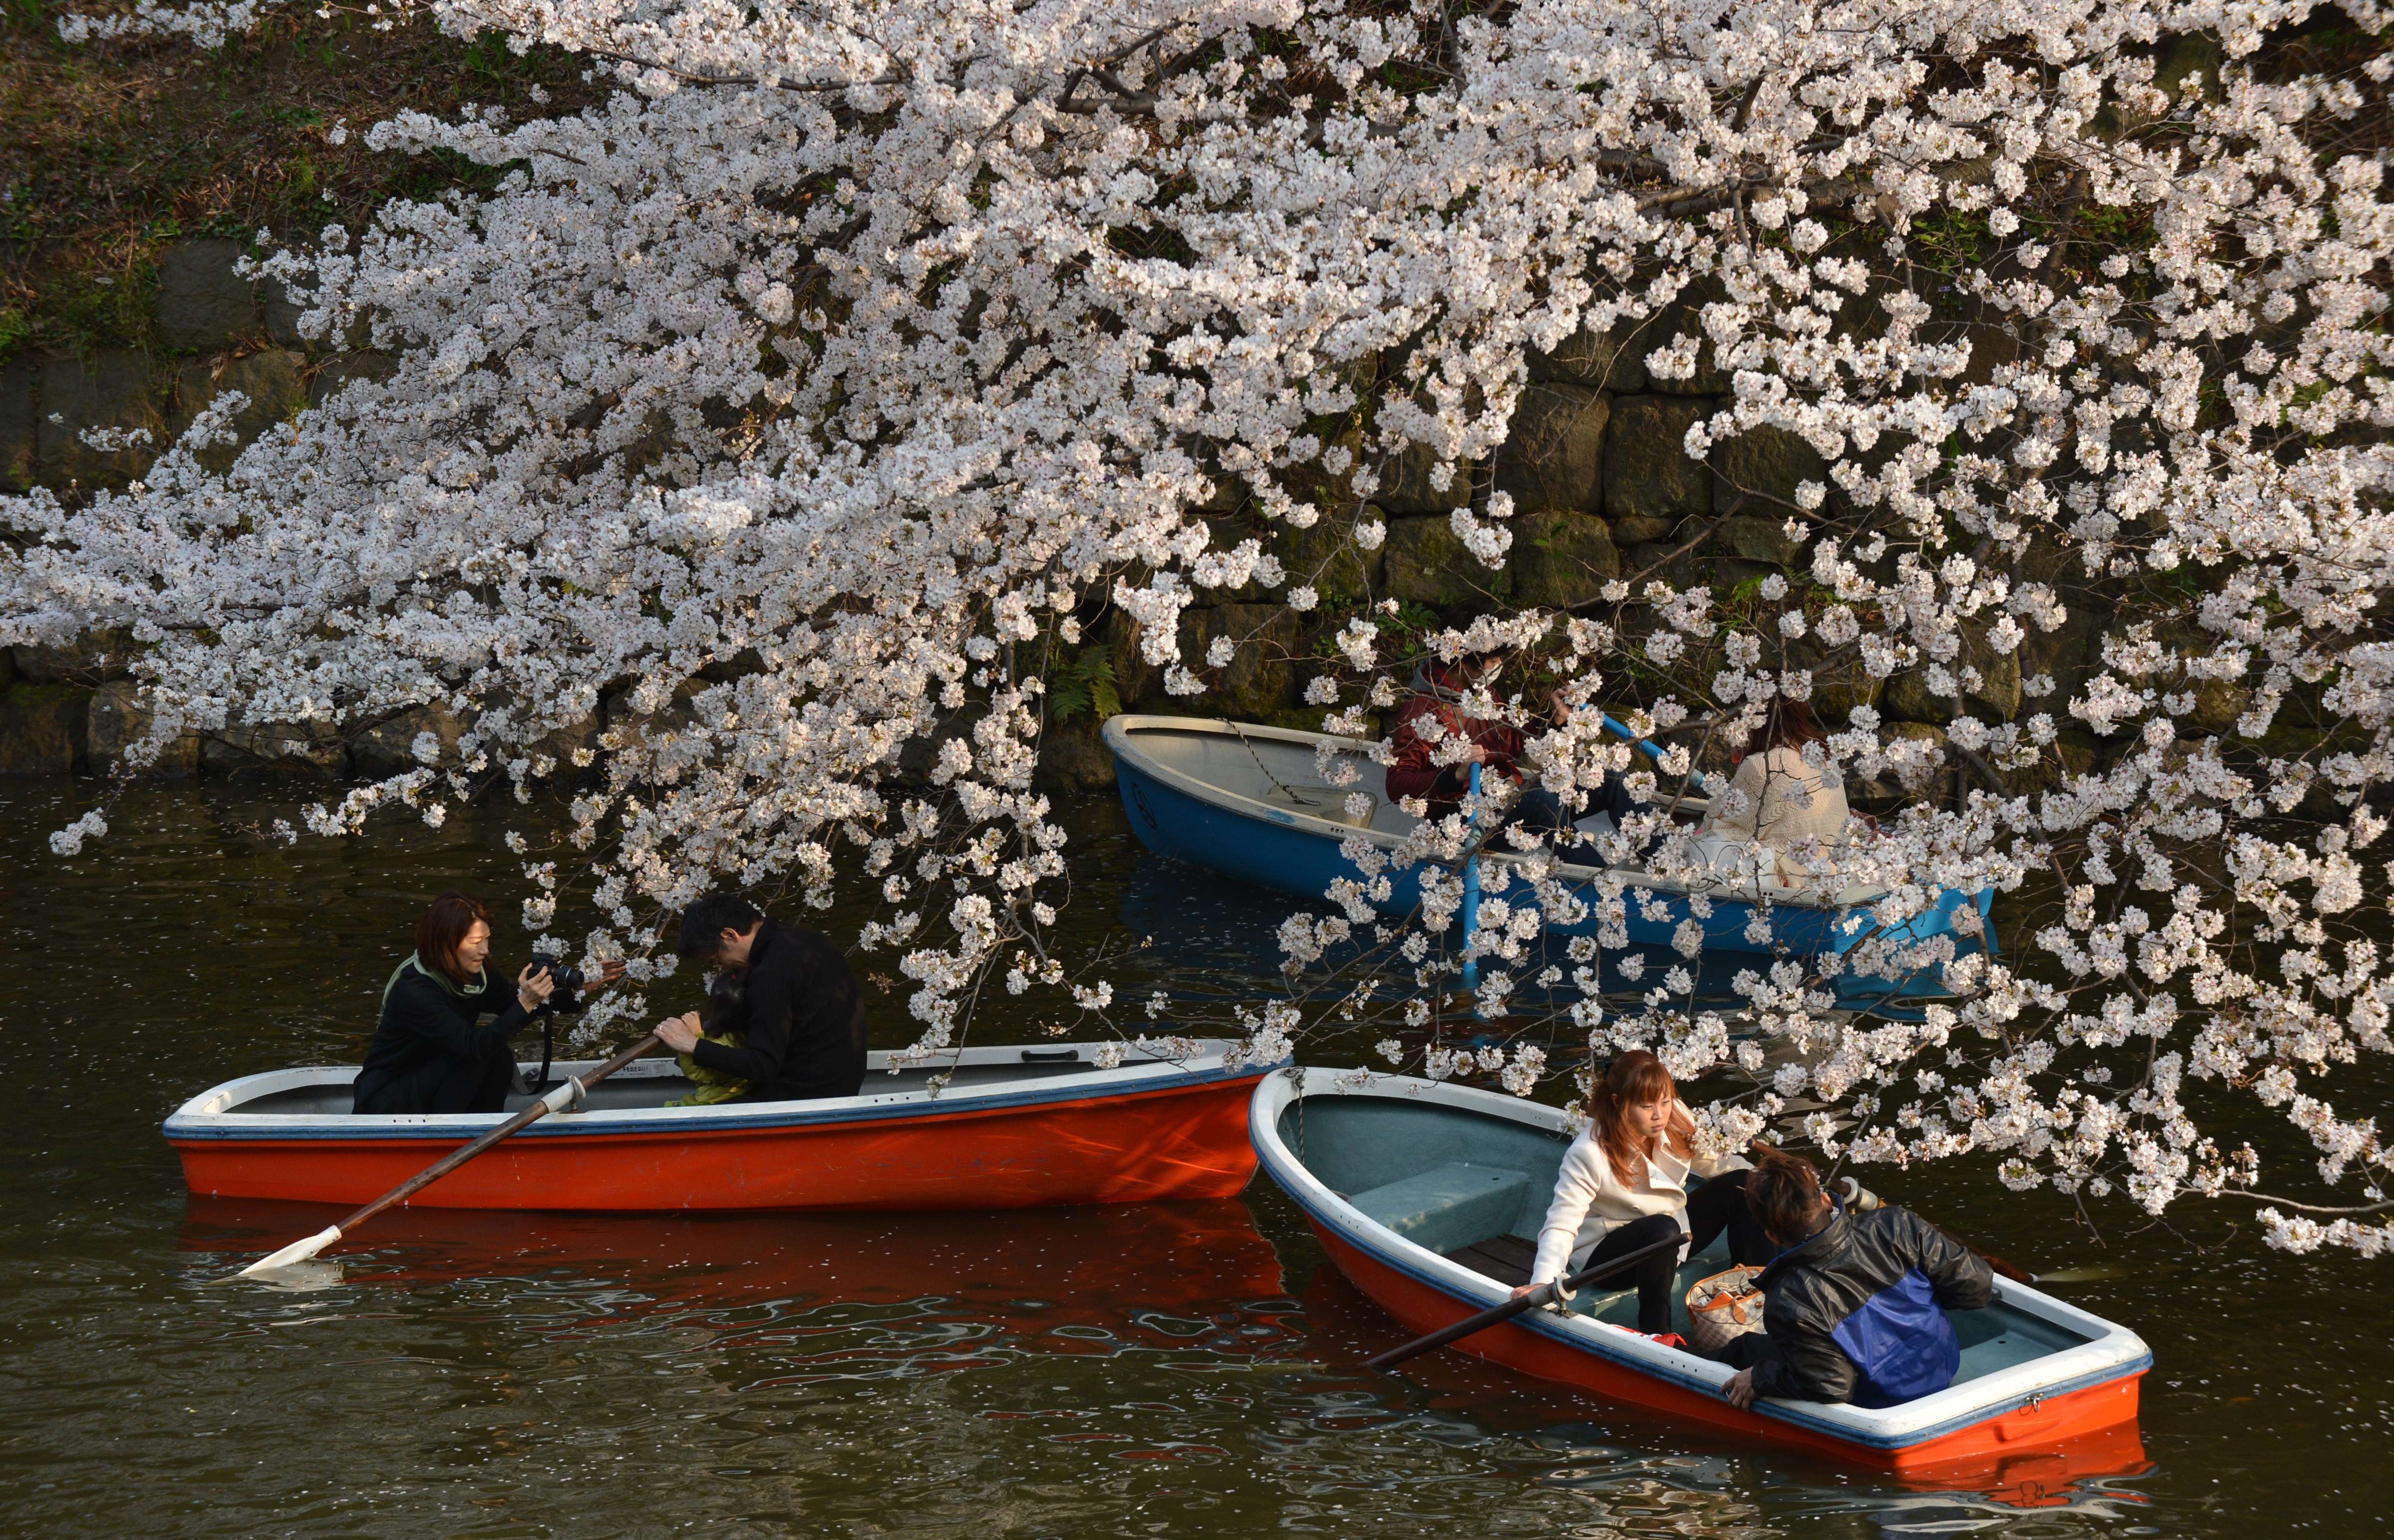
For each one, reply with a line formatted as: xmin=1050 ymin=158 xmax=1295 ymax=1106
xmin=234 ymin=1225 xmax=344 ymax=1279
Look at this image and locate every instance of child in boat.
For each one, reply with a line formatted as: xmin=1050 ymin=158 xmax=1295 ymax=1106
xmin=1691 ymin=697 xmax=1853 ymax=885
xmin=664 ymin=967 xmax=753 ymax=1106
xmin=1516 ymin=1050 xmax=1775 ymax=1335
xmin=1387 ymin=650 xmax=1644 ymax=837
xmin=1717 ymin=1147 xmax=1995 ymax=1408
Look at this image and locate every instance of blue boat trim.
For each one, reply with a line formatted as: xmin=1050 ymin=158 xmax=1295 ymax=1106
xmin=165 ymin=1061 xmax=1261 ymax=1143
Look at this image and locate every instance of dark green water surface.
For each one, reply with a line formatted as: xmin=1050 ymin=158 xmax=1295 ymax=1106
xmin=0 ymin=780 xmax=2386 ymax=1537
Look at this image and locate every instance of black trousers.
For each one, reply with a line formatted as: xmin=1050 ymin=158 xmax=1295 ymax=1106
xmin=353 ymin=1044 xmax=517 ymax=1115
xmin=1713 ymin=1332 xmax=1784 ymax=1371
xmin=1574 ymin=1170 xmax=1774 ymax=1335
xmin=1505 ymin=772 xmax=1654 ymax=853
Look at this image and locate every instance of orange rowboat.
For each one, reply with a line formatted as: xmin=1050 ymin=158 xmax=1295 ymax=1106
xmin=166 ymin=1041 xmax=1267 ymax=1212
xmin=1252 ymin=1067 xmax=2151 ymax=1488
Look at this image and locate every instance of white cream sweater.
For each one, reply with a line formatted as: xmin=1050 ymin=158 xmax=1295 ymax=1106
xmin=1697 ymin=745 xmax=1855 ymax=886
xmin=1706 ymin=745 xmax=1849 ymax=849
xmin=1529 ymin=1107 xmax=1753 ymax=1286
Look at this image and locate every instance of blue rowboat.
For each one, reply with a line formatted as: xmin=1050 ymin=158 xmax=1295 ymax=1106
xmin=1252 ymin=1067 xmax=2151 ymax=1484
xmin=1102 ymin=714 xmax=1992 ymax=977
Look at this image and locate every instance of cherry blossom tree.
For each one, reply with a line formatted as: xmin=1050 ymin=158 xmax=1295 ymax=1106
xmin=10 ymin=0 xmax=2394 ymax=1252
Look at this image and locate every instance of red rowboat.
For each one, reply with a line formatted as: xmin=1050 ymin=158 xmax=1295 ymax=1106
xmin=166 ymin=1041 xmax=1266 ymax=1211
xmin=1252 ymin=1067 xmax=2151 ymax=1489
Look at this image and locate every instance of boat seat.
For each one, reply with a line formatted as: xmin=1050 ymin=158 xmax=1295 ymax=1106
xmin=1349 ymin=1163 xmax=1532 ymax=1254
xmin=1949 ymin=1305 xmax=2089 ymax=1385
xmin=1256 ymin=782 xmax=1377 ymax=829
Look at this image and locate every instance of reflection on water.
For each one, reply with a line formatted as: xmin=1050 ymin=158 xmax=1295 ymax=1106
xmin=0 ymin=778 xmax=2388 ymax=1536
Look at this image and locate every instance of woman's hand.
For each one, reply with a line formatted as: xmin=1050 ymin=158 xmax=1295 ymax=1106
xmin=1722 ymin=1367 xmax=1756 ymax=1410
xmin=655 ymin=1011 xmax=704 ymax=1054
xmin=516 ymin=964 xmax=557 ymax=1013
xmin=1510 ymin=1283 xmax=1536 ymax=1301
xmin=585 ymin=958 xmax=629 ymax=993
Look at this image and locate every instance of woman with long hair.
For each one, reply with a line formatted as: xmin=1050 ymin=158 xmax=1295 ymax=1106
xmin=1693 ymin=695 xmax=1853 ymax=884
xmin=1516 ymin=1050 xmax=1774 ymax=1336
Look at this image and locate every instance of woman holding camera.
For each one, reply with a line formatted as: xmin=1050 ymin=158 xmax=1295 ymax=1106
xmin=351 ymin=890 xmax=625 ymax=1115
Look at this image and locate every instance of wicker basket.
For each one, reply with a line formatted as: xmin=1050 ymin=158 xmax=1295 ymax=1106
xmin=1683 ymin=1264 xmax=1767 ymax=1354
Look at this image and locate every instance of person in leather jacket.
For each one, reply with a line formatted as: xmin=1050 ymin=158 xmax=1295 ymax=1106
xmin=1719 ymin=1147 xmax=1994 ymax=1408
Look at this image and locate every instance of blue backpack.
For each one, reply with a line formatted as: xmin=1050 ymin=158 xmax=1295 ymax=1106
xmin=1830 ymin=1268 xmax=1960 ymax=1406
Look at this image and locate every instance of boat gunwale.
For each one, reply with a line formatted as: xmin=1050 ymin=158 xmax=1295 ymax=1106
xmin=1103 ymin=713 xmax=1892 ymax=915
xmin=166 ymin=1040 xmax=1261 ymax=1143
xmin=1251 ymin=1067 xmax=2152 ymax=1453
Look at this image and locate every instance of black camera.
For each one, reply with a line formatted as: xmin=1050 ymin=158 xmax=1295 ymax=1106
xmin=529 ymin=953 xmax=586 ymax=1002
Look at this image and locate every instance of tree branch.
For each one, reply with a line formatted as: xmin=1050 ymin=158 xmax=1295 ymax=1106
xmin=2212 ymin=1191 xmax=2394 ymax=1217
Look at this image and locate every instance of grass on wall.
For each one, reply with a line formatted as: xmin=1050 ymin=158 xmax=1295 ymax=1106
xmin=0 ymin=1 xmax=603 ymax=360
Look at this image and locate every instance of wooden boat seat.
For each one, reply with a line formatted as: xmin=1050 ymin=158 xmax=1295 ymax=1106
xmin=1347 ymin=1162 xmax=1532 ymax=1253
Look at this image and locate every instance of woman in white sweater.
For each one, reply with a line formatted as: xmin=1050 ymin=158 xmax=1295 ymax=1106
xmin=1694 ymin=697 xmax=1854 ymax=886
xmin=1515 ymin=1050 xmax=1775 ymax=1336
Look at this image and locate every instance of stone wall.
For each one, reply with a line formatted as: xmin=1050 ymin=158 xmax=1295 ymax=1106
xmin=4 ymin=250 xmax=2110 ymax=794
xmin=0 ymin=239 xmax=392 ymax=497
xmin=0 ymin=628 xmax=603 ymax=781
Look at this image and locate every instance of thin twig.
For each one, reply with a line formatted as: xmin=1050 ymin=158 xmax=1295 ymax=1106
xmin=2209 ymin=1191 xmax=2394 ymax=1217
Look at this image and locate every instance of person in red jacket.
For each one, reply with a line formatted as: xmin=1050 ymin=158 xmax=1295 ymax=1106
xmin=1387 ymin=652 xmax=1644 ymax=838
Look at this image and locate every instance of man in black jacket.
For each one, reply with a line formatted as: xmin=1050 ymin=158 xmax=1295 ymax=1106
xmin=1720 ymin=1148 xmax=1994 ymax=1408
xmin=654 ymin=894 xmax=868 ymax=1102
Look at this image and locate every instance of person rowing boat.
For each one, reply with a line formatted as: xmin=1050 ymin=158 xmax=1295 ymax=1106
xmin=1387 ymin=650 xmax=1649 ymax=841
xmin=1510 ymin=1050 xmax=1777 ymax=1336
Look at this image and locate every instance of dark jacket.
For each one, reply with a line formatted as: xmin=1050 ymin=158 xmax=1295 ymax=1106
xmin=353 ymin=955 xmax=544 ymax=1115
xmin=1747 ymin=1205 xmax=1994 ymax=1404
xmin=688 ymin=920 xmax=867 ymax=1102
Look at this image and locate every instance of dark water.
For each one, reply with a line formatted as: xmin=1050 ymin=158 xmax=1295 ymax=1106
xmin=0 ymin=779 xmax=2387 ymax=1538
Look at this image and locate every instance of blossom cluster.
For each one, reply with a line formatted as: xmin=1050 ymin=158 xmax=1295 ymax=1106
xmin=12 ymin=0 xmax=2394 ymax=1250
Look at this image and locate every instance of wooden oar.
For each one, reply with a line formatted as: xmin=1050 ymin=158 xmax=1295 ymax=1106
xmin=1366 ymin=1232 xmax=1685 ymax=1370
xmin=233 ymin=1033 xmax=659 ymax=1279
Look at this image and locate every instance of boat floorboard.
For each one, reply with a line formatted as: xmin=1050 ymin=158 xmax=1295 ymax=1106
xmin=1444 ymin=1233 xmax=1539 ymax=1287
